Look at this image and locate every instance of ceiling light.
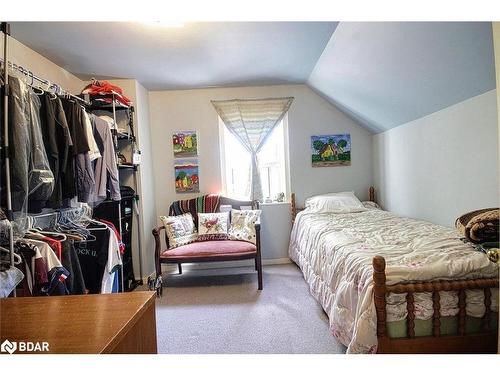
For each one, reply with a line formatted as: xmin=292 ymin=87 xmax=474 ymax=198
xmin=140 ymin=20 xmax=185 ymax=28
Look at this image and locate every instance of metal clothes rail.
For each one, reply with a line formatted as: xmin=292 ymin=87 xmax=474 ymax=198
xmin=1 ymin=22 xmax=15 ymax=296
xmin=0 ymin=55 xmax=88 ymax=106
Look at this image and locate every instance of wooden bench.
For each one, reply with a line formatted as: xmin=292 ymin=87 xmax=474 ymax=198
xmin=152 ymin=197 xmax=263 ymax=292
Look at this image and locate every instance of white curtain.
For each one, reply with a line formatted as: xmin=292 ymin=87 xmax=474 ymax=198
xmin=212 ymin=97 xmax=293 ymax=201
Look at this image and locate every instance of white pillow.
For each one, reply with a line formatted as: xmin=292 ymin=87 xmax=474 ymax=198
xmin=362 ymin=201 xmax=381 ymax=210
xmin=197 ymin=212 xmax=230 ymax=241
xmin=160 ymin=213 xmax=198 ymax=249
xmin=228 ymin=209 xmax=262 ymax=244
xmin=305 ymin=191 xmax=366 ymax=213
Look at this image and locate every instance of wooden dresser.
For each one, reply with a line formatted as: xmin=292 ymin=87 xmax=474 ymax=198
xmin=0 ymin=291 xmax=157 ymax=354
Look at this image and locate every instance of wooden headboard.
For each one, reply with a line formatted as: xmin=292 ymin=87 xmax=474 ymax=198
xmin=291 ymin=186 xmax=377 ymax=224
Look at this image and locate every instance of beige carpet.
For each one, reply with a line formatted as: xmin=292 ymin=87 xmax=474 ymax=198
xmin=154 ymin=263 xmax=346 ymax=354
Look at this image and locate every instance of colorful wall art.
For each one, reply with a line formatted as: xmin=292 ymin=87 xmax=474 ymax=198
xmin=172 ymin=131 xmax=198 ymax=157
xmin=174 ymin=158 xmax=200 ymax=193
xmin=311 ymin=134 xmax=351 ymax=167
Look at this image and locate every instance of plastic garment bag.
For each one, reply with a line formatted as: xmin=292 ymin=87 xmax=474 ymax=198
xmin=27 ymin=91 xmax=55 ymax=208
xmin=7 ymin=74 xmax=54 ymax=235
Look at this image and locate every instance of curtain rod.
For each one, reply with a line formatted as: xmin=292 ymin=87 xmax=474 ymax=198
xmin=0 ymin=57 xmax=88 ymax=106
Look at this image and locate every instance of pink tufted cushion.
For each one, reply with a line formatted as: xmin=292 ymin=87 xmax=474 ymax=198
xmin=160 ymin=240 xmax=256 ymax=260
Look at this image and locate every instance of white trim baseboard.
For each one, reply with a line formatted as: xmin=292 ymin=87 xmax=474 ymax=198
xmin=142 ymin=257 xmax=293 ymax=282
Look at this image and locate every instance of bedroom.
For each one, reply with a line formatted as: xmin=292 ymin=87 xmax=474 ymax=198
xmin=0 ymin=0 xmax=499 ymax=372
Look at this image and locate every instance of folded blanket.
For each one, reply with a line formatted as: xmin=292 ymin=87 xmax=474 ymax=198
xmin=168 ymin=194 xmax=221 ymax=226
xmin=455 ymin=208 xmax=499 ymax=243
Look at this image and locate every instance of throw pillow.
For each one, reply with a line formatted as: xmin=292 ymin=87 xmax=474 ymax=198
xmin=362 ymin=201 xmax=381 ymax=210
xmin=228 ymin=209 xmax=261 ymax=244
xmin=160 ymin=213 xmax=197 ymax=249
xmin=197 ymin=212 xmax=230 ymax=241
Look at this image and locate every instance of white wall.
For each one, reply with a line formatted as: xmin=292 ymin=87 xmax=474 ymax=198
xmin=0 ymin=37 xmax=83 ymax=93
xmin=491 ymin=21 xmax=500 ymax=355
xmin=81 ymin=78 xmax=156 ymax=279
xmin=99 ymin=79 xmax=157 ymax=279
xmin=373 ymin=90 xmax=499 ymax=227
xmin=134 ymin=81 xmax=157 ymax=277
xmin=148 ymin=84 xmax=373 ymax=259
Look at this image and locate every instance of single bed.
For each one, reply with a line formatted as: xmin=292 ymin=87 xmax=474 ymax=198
xmin=289 ymin=187 xmax=499 ymax=353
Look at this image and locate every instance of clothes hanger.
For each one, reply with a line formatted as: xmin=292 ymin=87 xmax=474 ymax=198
xmin=28 ymin=71 xmax=45 ymax=96
xmin=49 ymin=85 xmax=58 ymax=100
xmin=29 ymin=214 xmax=68 ymax=241
xmin=26 ymin=228 xmax=67 ymax=242
xmin=57 ymin=209 xmax=92 ymax=239
xmin=0 ymin=246 xmax=22 ymax=265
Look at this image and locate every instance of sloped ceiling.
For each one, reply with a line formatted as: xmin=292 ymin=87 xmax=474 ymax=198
xmin=10 ymin=22 xmax=337 ymax=90
xmin=307 ymin=22 xmax=496 ymax=133
xmin=9 ymin=22 xmax=496 ymax=133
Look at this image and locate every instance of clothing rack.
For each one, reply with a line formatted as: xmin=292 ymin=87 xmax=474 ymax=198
xmin=26 ymin=206 xmax=89 ymax=230
xmin=0 ymin=57 xmax=89 ymax=107
xmin=1 ymin=22 xmax=15 ymax=296
xmin=1 ymin=22 xmax=124 ymax=297
xmin=89 ymin=92 xmax=144 ymax=291
xmin=0 ymin=24 xmax=88 ymax=108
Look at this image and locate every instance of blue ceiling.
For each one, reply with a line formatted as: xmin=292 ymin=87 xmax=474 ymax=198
xmin=10 ymin=22 xmax=496 ymax=133
xmin=308 ymin=22 xmax=496 ymax=133
xmin=10 ymin=22 xmax=337 ymax=90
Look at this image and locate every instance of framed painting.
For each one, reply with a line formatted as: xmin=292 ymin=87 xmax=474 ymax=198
xmin=174 ymin=158 xmax=200 ymax=193
xmin=172 ymin=131 xmax=198 ymax=157
xmin=311 ymin=134 xmax=351 ymax=167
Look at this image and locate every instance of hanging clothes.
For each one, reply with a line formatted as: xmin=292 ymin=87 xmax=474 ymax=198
xmin=6 ymin=75 xmax=30 ymax=212
xmin=82 ymin=110 xmax=101 ymax=162
xmin=7 ymin=76 xmax=54 ymax=213
xmin=17 ymin=238 xmax=70 ymax=296
xmin=16 ymin=241 xmax=48 ymax=296
xmin=61 ymin=239 xmax=86 ymax=295
xmin=75 ymin=223 xmax=122 ymax=294
xmin=61 ymin=99 xmax=88 ymax=201
xmin=42 ymin=266 xmax=70 ymax=296
xmin=100 ymin=219 xmax=124 ymax=255
xmin=4 ymin=76 xmax=124 ymax=213
xmin=39 ymin=93 xmax=73 ymax=208
xmin=75 ymin=224 xmax=110 ymax=294
xmin=26 ymin=231 xmax=86 ymax=295
xmin=100 ymin=226 xmax=122 ymax=294
xmin=40 ymin=236 xmax=62 ymax=260
xmin=0 ymin=267 xmax=24 ymax=297
xmin=91 ymin=115 xmax=121 ymax=204
xmin=2 ymin=69 xmax=133 ymax=297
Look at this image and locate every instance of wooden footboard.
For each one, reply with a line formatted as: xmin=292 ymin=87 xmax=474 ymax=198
xmin=373 ymin=256 xmax=499 ymax=353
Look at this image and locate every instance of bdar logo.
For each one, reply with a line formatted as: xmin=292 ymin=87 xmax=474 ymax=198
xmin=1 ymin=339 xmax=17 ymax=354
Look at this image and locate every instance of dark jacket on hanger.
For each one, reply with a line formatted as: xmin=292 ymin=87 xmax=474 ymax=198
xmin=7 ymin=76 xmax=54 ymax=213
xmin=75 ymin=225 xmax=110 ymax=294
xmin=41 ymin=266 xmax=70 ymax=296
xmin=39 ymin=94 xmax=73 ymax=208
xmin=61 ymin=239 xmax=86 ymax=294
xmin=61 ymin=99 xmax=90 ymax=201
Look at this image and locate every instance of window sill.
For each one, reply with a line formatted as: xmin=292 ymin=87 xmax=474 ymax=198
xmin=259 ymin=201 xmax=291 ymax=206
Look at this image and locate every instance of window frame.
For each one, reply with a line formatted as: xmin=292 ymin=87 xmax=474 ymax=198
xmin=218 ymin=114 xmax=291 ymax=202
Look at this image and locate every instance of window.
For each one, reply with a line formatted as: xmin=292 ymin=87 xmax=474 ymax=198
xmin=219 ymin=116 xmax=289 ymax=202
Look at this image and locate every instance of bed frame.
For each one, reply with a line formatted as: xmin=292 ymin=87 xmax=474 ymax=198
xmin=290 ymin=187 xmax=499 ymax=353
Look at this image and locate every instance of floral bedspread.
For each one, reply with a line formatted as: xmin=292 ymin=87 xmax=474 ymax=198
xmin=288 ymin=206 xmax=499 ymax=353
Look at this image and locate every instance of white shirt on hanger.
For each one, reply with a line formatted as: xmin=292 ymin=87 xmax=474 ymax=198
xmin=83 ymin=110 xmax=101 ymax=161
xmin=100 ymin=228 xmax=123 ymax=294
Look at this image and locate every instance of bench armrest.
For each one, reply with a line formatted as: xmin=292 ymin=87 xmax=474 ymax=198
xmin=152 ymin=225 xmax=167 ymax=275
xmin=254 ymin=221 xmax=261 ymax=253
